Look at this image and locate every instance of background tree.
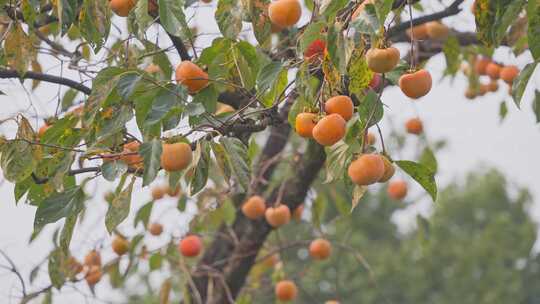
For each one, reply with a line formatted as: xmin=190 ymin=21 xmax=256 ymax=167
xmin=0 ymin=0 xmax=539 ymax=303
xmin=258 ymin=169 xmax=540 ymax=303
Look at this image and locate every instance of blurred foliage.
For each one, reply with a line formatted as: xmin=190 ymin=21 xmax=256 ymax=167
xmin=242 ymin=169 xmax=540 ymax=303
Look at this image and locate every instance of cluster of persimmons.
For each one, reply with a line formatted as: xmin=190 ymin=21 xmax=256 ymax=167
xmin=35 ymin=0 xmax=523 ymax=302
xmin=463 ymin=57 xmax=520 ymax=99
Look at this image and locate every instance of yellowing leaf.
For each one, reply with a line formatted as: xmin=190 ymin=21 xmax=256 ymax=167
xmin=4 ymin=24 xmax=34 ymax=74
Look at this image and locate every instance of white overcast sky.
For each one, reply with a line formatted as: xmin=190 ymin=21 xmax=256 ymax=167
xmin=1 ymin=0 xmax=540 ymax=302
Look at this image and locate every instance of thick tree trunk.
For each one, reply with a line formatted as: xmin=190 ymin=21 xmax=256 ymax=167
xmin=189 ymin=92 xmax=326 ymax=303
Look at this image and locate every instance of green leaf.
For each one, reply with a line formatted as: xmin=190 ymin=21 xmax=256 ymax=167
xmin=134 ymin=0 xmax=152 ymax=38
xmin=61 ymin=89 xmax=79 ymax=111
xmin=96 ymin=104 xmax=134 ymax=141
xmin=140 ymin=139 xmax=163 ymax=186
xmin=396 ymin=160 xmax=437 ymax=201
xmin=117 ymin=73 xmax=142 ymax=99
xmin=211 ymin=141 xmax=232 ymax=185
xmin=101 ymin=160 xmax=128 ymax=182
xmin=189 ymin=142 xmax=210 ymax=195
xmin=59 ymin=214 xmax=77 ymax=253
xmin=374 ymin=0 xmax=394 ymax=25
xmin=58 ymin=0 xmax=78 ymax=34
xmin=419 ymin=147 xmax=438 ymax=173
xmin=105 ymin=178 xmax=135 ymax=233
xmin=347 ymin=50 xmax=372 ymax=97
xmin=149 ymin=253 xmax=163 ymax=270
xmin=79 ymin=0 xmax=111 ymax=52
xmin=219 ymin=137 xmax=251 ymax=192
xmin=357 ymin=90 xmax=383 ymax=129
xmin=234 ymin=41 xmax=260 ymax=90
xmin=512 ymin=62 xmax=537 ymax=108
xmin=495 ymin=0 xmax=526 ymax=45
xmin=34 ymin=187 xmax=85 ymax=231
xmin=134 ymin=201 xmax=153 ymax=228
xmin=442 ymin=36 xmax=460 ymax=76
xmin=324 ymin=142 xmax=353 ymax=184
xmin=299 ymin=21 xmax=325 ymax=53
xmin=247 ymin=0 xmax=271 ymax=45
xmin=48 ymin=247 xmax=67 ymax=289
xmin=215 ymin=0 xmax=243 ymax=39
xmin=533 ymin=91 xmax=540 ymax=124
xmin=499 ymin=100 xmax=508 ymax=122
xmin=351 ymin=185 xmax=367 ymax=212
xmin=14 ymin=177 xmax=32 ymax=204
xmin=257 ymin=62 xmax=288 ymax=107
xmin=351 ymin=4 xmax=379 ymax=35
xmin=327 ymin=23 xmax=347 ymax=73
xmin=4 ymin=24 xmax=34 ymax=74
xmin=322 ymin=0 xmax=348 ymax=21
xmin=257 ymin=61 xmax=283 ymax=96
xmin=528 ymin=0 xmax=540 ymax=60
xmin=158 ymin=0 xmax=191 ymax=38
xmin=1 ymin=141 xmax=36 ymax=183
xmin=311 ymin=195 xmax=327 ymax=228
xmin=21 ymin=0 xmax=37 ymax=30
xmin=192 ymin=85 xmax=218 ymax=113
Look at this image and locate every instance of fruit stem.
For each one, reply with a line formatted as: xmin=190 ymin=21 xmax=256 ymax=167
xmin=407 ymin=0 xmax=416 ymax=70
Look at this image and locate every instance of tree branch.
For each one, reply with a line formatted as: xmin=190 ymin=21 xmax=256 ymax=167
xmin=386 ymin=0 xmax=465 ymax=38
xmin=0 ymin=69 xmax=92 ymax=95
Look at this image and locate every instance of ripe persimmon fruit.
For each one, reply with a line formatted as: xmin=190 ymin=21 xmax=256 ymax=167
xmin=161 ymin=142 xmax=193 ymax=172
xmin=151 ymin=186 xmax=166 ymax=200
xmin=166 ymin=185 xmax=181 ymax=197
xmin=84 ymin=250 xmax=101 ymax=267
xmin=366 ymin=47 xmax=400 ymax=73
xmin=378 ymin=155 xmax=395 ymax=183
xmin=304 ymin=39 xmax=326 ymax=61
xmin=399 ymin=69 xmax=432 ymax=99
xmin=474 ymin=57 xmax=490 ymax=75
xmin=348 ymin=154 xmax=385 ymax=186
xmin=215 ymin=103 xmax=235 ymax=115
xmin=149 ymin=223 xmax=163 ymax=236
xmin=325 ymin=95 xmax=354 ymax=121
xmin=465 ymin=88 xmax=477 ymax=99
xmin=121 ymin=141 xmax=143 ymax=168
xmin=312 ymin=114 xmax=346 ymax=146
xmin=309 ymin=238 xmax=332 ymax=260
xmin=241 ymin=195 xmax=267 ymax=220
xmin=487 ymin=81 xmax=499 ymax=92
xmin=295 ymin=112 xmax=317 ymax=138
xmin=275 ymin=280 xmax=298 ymax=301
xmin=425 ymin=21 xmax=449 ymax=39
xmin=68 ymin=257 xmax=83 ymax=275
xmin=112 ymin=236 xmax=129 ymax=256
xmin=178 ymin=235 xmax=203 ymax=257
xmin=368 ymin=73 xmax=381 ymax=90
xmin=486 ymin=62 xmax=501 ymax=80
xmin=175 ymin=61 xmax=209 ymax=93
xmin=268 ymin=0 xmax=302 ymax=28
xmin=387 ymin=179 xmax=408 ymax=200
xmin=38 ymin=124 xmax=50 ymax=137
xmin=85 ymin=265 xmax=102 ymax=285
xmin=406 ymin=24 xmax=429 ymax=40
xmin=145 ymin=63 xmax=161 ymax=74
xmin=500 ymin=65 xmax=519 ymax=84
xmin=109 ymin=0 xmax=136 ymax=17
xmin=405 ymin=118 xmax=423 ymax=135
xmin=265 ymin=204 xmax=291 ymax=228
xmin=262 ymin=253 xmax=280 ymax=268
xmin=364 ymin=132 xmax=376 ymax=146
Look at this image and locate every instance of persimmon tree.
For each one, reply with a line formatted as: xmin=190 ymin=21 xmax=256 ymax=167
xmin=0 ymin=0 xmax=538 ymax=303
